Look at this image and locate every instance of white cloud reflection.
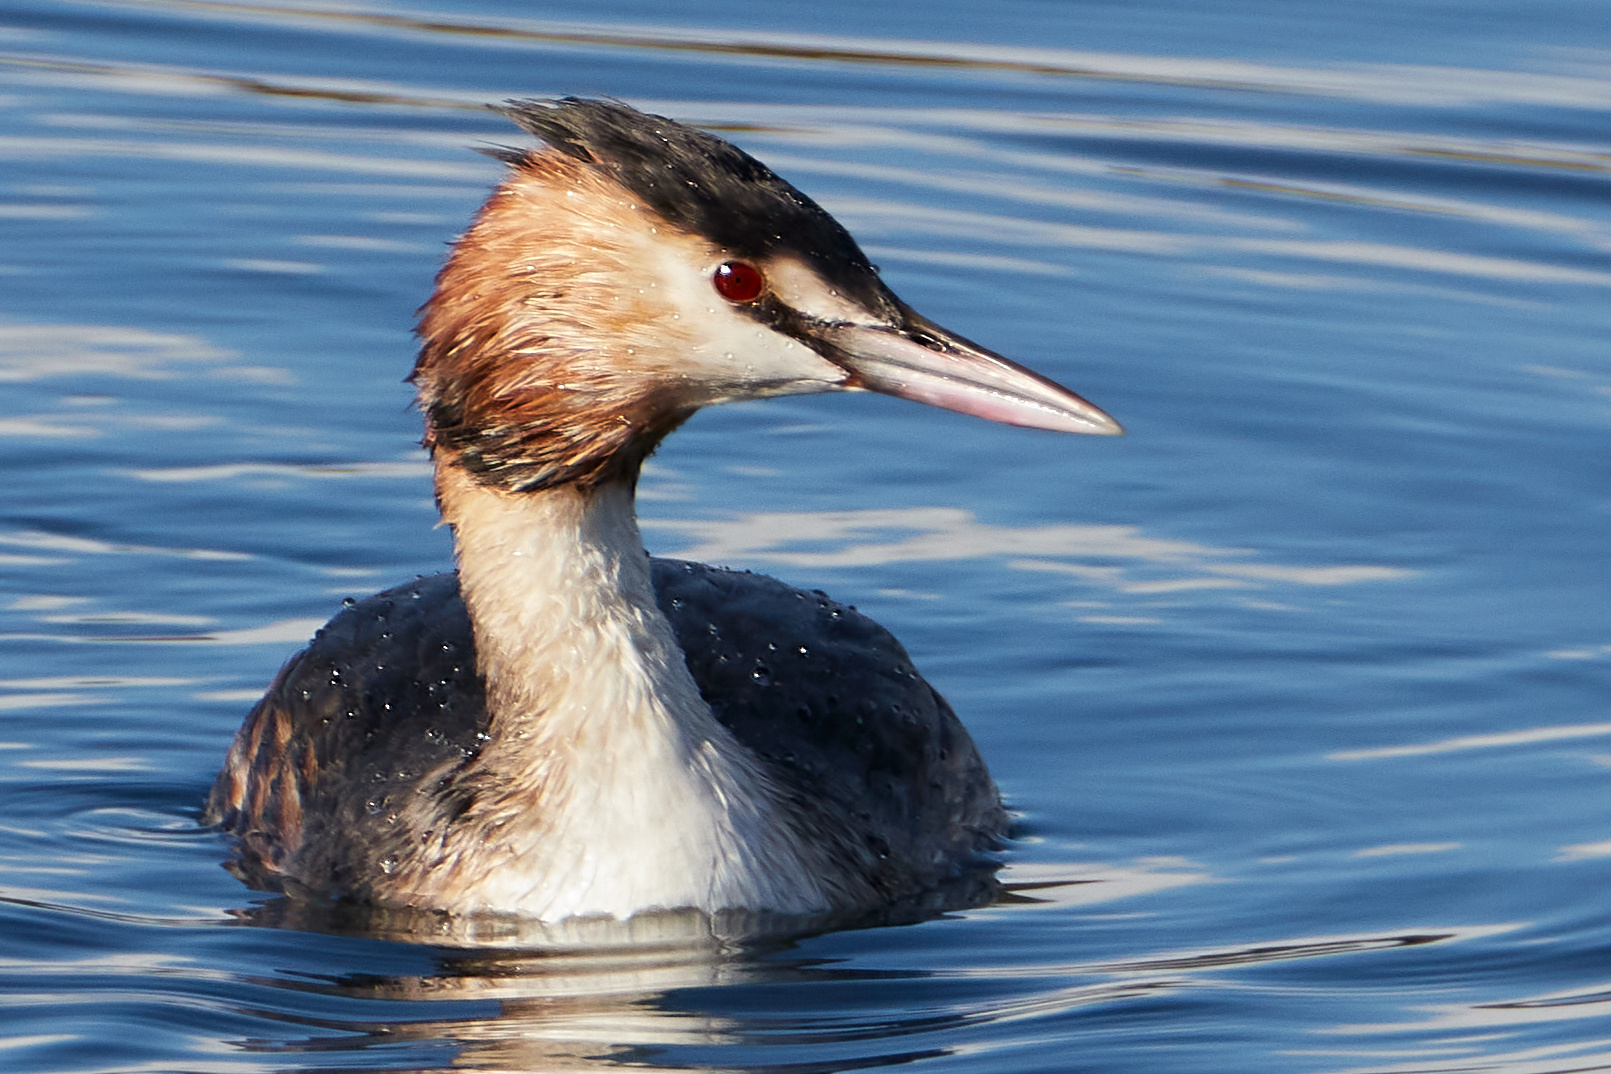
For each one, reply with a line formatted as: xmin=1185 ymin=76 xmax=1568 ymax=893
xmin=0 ymin=618 xmax=328 ymax=648
xmin=827 ymin=198 xmax=1611 ymax=289
xmin=1353 ymin=842 xmax=1461 ymax=858
xmin=130 ymin=460 xmax=431 ymax=482
xmin=195 ymin=618 xmax=328 ymax=645
xmin=14 ymin=755 xmax=150 ymax=772
xmin=997 ymin=857 xmax=1215 ymax=909
xmin=0 ymin=416 xmax=100 ymax=438
xmin=0 ymin=323 xmax=232 ymax=382
xmin=1554 ymin=840 xmax=1611 ymax=862
xmin=1313 ymin=977 xmax=1611 ymax=1074
xmin=0 ymin=321 xmax=297 ymax=391
xmin=0 ymin=693 xmax=96 ymax=713
xmin=221 ymin=258 xmax=321 ymax=274
xmin=649 ymin=508 xmax=1228 ymax=567
xmin=0 ymin=530 xmax=249 ymax=561
xmin=1330 ymin=721 xmax=1611 ymax=762
xmin=644 ymin=506 xmax=1410 ymax=605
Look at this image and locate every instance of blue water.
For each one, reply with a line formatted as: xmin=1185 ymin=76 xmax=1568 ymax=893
xmin=4 ymin=1 xmax=1611 ymax=1070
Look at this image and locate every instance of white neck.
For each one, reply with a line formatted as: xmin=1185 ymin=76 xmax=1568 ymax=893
xmin=416 ymin=465 xmax=837 ymax=921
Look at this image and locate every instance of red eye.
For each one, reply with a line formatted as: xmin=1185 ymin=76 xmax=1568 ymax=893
xmin=712 ymin=261 xmax=764 ymax=303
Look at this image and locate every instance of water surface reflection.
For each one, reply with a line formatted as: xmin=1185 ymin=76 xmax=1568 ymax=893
xmin=211 ymin=904 xmax=1506 ymax=1073
xmin=2 ymin=0 xmax=1610 ymax=1070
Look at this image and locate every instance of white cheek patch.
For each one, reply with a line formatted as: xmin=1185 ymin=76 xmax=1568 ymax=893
xmin=631 ymin=232 xmax=849 ymax=400
xmin=762 ymin=255 xmax=888 ymax=327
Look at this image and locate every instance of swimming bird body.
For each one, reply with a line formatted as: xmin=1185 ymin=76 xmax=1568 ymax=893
xmin=205 ymin=99 xmax=1119 ymax=923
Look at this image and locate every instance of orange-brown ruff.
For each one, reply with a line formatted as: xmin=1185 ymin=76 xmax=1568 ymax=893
xmin=206 ymin=98 xmax=1121 ymax=925
xmin=414 ymin=153 xmax=702 ymax=493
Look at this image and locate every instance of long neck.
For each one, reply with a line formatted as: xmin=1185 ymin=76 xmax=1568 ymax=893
xmin=423 ymin=464 xmax=838 ymax=921
xmin=442 ymin=464 xmax=688 ymax=729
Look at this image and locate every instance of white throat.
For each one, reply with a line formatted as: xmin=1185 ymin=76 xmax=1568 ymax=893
xmin=421 ymin=465 xmax=837 ymax=921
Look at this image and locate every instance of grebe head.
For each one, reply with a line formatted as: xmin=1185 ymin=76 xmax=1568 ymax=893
xmin=412 ymin=97 xmax=1120 ymax=493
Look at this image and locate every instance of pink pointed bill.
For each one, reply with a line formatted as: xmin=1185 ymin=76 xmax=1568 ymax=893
xmin=820 ymin=307 xmax=1123 ymax=436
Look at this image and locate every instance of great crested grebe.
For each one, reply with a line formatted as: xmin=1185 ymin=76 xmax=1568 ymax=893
xmin=205 ymin=98 xmax=1121 ymax=924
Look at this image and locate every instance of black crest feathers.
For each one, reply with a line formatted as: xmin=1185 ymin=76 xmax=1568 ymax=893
xmin=495 ymin=98 xmax=886 ymax=307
